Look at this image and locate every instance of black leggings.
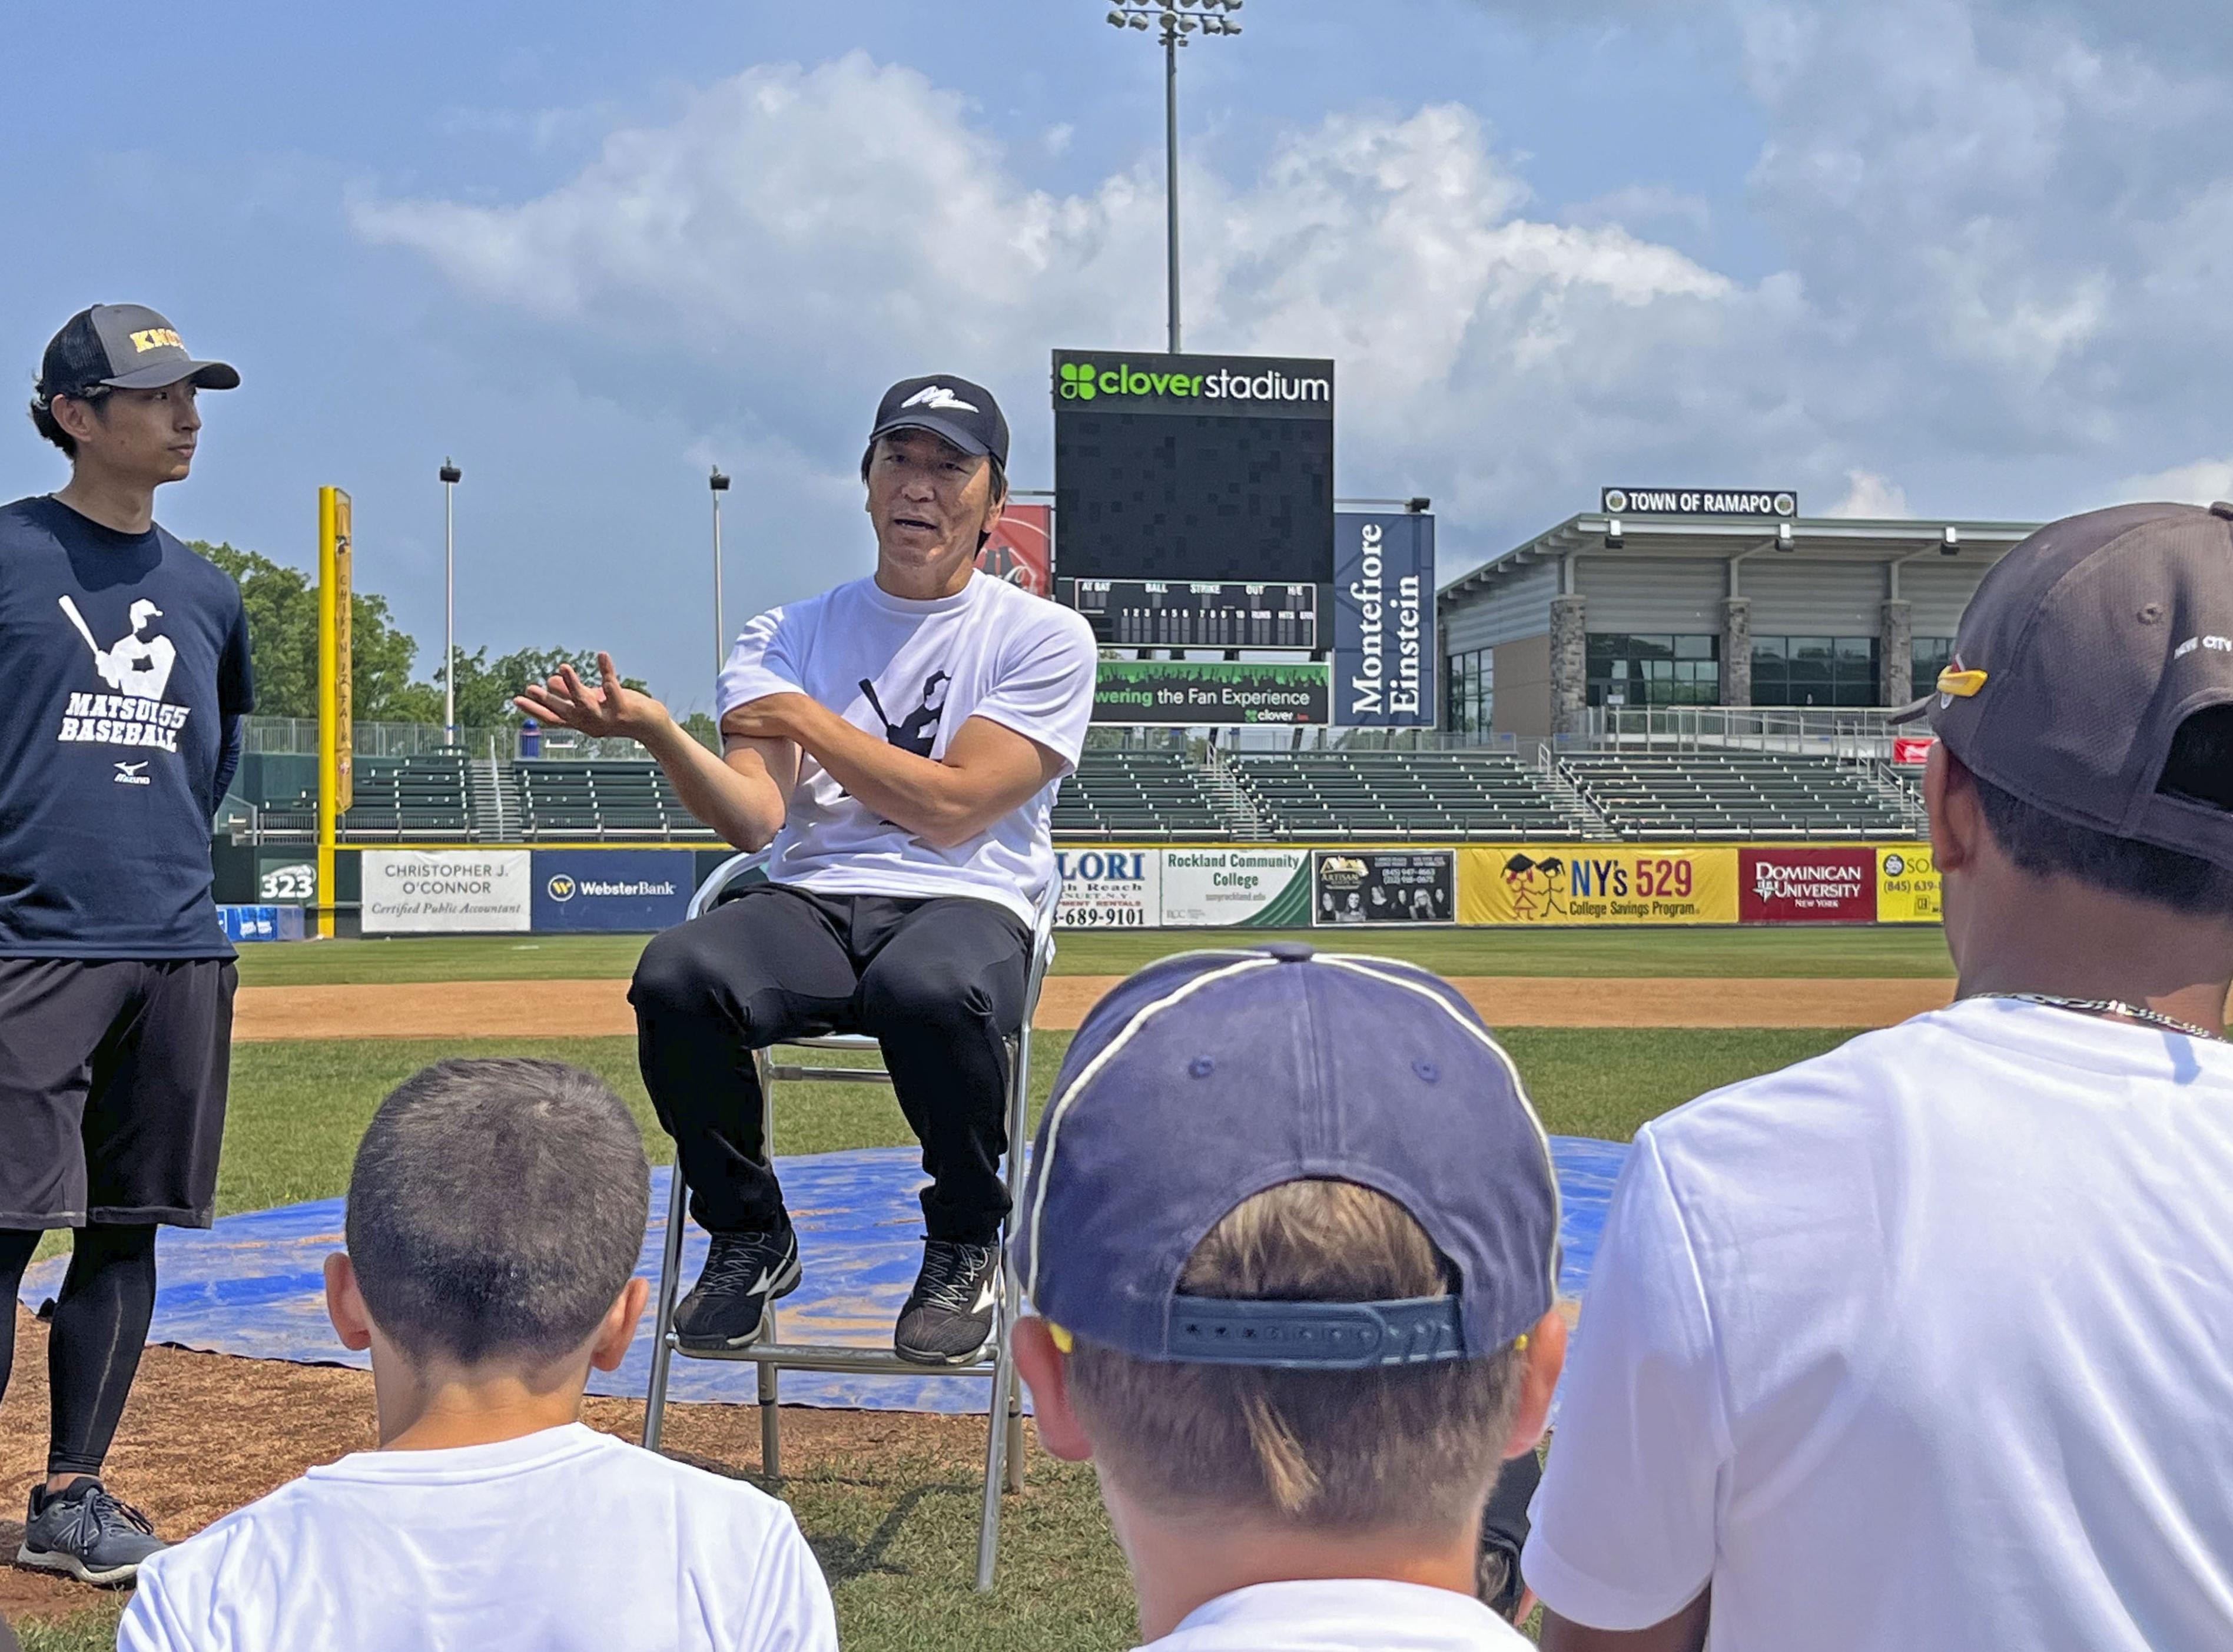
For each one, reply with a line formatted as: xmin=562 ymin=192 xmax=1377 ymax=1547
xmin=631 ymin=884 xmax=1028 ymax=1245
xmin=0 ymin=1225 xmax=158 ymax=1479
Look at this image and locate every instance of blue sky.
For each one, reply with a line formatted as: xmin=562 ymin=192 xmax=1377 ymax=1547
xmin=6 ymin=0 xmax=2229 ymax=713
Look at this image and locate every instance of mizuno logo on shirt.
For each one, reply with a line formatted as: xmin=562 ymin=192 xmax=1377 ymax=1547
xmin=113 ymin=761 xmax=151 ymax=785
xmin=900 ymin=384 xmax=978 ymax=414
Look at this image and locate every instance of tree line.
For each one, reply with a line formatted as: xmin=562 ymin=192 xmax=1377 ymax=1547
xmin=191 ymin=540 xmax=702 ymax=737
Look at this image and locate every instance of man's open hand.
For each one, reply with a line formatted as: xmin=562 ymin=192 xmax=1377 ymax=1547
xmin=513 ymin=651 xmax=668 ymax=741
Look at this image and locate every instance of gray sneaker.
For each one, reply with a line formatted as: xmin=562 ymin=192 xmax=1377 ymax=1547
xmin=16 ymin=1479 xmax=165 ymax=1585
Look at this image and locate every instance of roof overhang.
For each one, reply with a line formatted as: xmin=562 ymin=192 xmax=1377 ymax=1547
xmin=1438 ymin=513 xmax=2043 ymax=607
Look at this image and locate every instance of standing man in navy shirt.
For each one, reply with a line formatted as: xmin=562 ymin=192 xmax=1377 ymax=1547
xmin=0 ymin=306 xmax=251 ymax=1585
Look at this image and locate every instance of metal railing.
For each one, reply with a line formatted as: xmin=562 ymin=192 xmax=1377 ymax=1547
xmin=243 ymin=718 xmax=719 ymax=764
xmin=1571 ymin=705 xmax=1907 ymax=758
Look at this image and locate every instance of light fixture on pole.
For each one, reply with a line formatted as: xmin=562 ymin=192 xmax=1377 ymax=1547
xmin=1104 ymin=0 xmax=1245 ymax=354
xmin=709 ymin=466 xmax=731 ymax=678
xmin=438 ymin=457 xmax=462 ymax=747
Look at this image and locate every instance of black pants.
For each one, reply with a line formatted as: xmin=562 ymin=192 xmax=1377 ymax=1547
xmin=630 ymin=885 xmax=1029 ymax=1246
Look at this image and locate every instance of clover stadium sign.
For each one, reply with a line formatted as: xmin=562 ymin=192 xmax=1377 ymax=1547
xmin=1053 ymin=351 xmax=1333 ymax=419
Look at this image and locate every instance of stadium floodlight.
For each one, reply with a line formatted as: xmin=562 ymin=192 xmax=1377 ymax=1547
xmin=710 ymin=466 xmax=731 ymax=676
xmin=1103 ymin=1 xmax=1249 ymax=353
xmin=438 ymin=457 xmax=462 ymax=747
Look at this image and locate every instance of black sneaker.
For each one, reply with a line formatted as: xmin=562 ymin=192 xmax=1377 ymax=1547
xmin=894 ymin=1239 xmax=1000 ymax=1365
xmin=16 ymin=1479 xmax=165 ymax=1585
xmin=673 ymin=1226 xmax=800 ymax=1351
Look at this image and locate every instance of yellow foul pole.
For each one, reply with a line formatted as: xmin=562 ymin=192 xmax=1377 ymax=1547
xmin=316 ymin=488 xmax=354 ymax=938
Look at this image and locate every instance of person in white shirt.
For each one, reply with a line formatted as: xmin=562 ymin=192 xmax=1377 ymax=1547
xmin=1528 ymin=502 xmax=2233 ymax=1652
xmin=516 ymin=373 xmax=1096 ymax=1367
xmin=1007 ymin=944 xmax=1573 ymax=1651
xmin=116 ymin=1057 xmax=837 ymax=1652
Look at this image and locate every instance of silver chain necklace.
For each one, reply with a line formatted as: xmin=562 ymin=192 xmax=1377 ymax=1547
xmin=1979 ymin=991 xmax=2226 ymax=1044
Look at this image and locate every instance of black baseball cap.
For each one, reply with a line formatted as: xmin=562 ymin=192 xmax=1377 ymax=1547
xmin=1014 ymin=945 xmax=1560 ymax=1369
xmin=1895 ymin=501 xmax=2233 ymax=870
xmin=865 ymin=374 xmax=1008 ymax=470
xmin=35 ymin=304 xmax=239 ymax=402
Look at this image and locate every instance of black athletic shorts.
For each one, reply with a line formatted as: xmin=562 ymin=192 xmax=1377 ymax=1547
xmin=0 ymin=958 xmax=235 ymax=1229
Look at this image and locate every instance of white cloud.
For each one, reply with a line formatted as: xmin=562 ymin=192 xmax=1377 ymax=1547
xmin=1824 ymin=469 xmax=1913 ymax=518
xmin=2109 ymin=455 xmax=2233 ymax=507
xmin=1564 ymin=184 xmax=1713 ymax=238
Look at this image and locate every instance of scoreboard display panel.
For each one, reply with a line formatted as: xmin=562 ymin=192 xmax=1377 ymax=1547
xmin=1053 ymin=350 xmax=1335 ymax=589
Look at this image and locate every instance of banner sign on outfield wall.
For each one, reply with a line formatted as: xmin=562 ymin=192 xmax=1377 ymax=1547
xmin=1458 ymin=845 xmax=1738 ymax=925
xmin=1162 ymin=848 xmax=1310 ymax=927
xmin=363 ymin=850 xmax=532 ymax=933
xmin=1892 ymin=736 xmax=1936 ymax=766
xmin=1333 ymin=514 xmax=1435 ymax=727
xmin=1092 ymin=659 xmax=1330 ymax=725
xmin=1875 ymin=844 xmax=1941 ymax=923
xmin=977 ymin=503 xmax=1050 ymax=597
xmin=1312 ymin=850 xmax=1456 ymax=925
xmin=1055 ymin=848 xmax=1161 ymax=928
xmin=1740 ymin=848 xmax=1876 ymax=923
xmin=531 ymin=850 xmax=694 ymax=933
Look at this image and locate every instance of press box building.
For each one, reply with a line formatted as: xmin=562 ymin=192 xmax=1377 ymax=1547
xmin=1436 ymin=498 xmax=2040 ymax=737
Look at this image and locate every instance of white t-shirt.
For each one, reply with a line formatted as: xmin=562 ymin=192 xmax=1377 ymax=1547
xmin=1526 ymin=998 xmax=2233 ymax=1651
xmin=117 ymin=1423 xmax=837 ymax=1652
xmin=1140 ymin=1578 xmax=1530 ymax=1650
xmin=716 ymin=571 xmax=1097 ymax=927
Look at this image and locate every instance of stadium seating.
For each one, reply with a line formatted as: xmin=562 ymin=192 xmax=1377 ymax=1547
xmin=1051 ymin=751 xmax=1239 ymax=840
xmin=1556 ymin=752 xmax=1914 ymax=838
xmin=1232 ymin=750 xmax=1578 ymax=840
xmin=328 ymin=754 xmax=473 ymax=838
xmin=514 ymin=761 xmax=715 ymax=840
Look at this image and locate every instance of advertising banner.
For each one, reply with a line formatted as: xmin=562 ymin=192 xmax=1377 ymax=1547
xmin=1740 ymin=848 xmax=1876 ymax=923
xmin=1459 ymin=845 xmax=1738 ymax=925
xmin=1160 ymin=848 xmax=1310 ymax=927
xmin=977 ymin=503 xmax=1050 ymax=597
xmin=1054 ymin=847 xmax=1161 ymax=928
xmin=1600 ymin=486 xmax=1797 ymax=519
xmin=1312 ymin=850 xmax=1456 ymax=926
xmin=1092 ymin=659 xmax=1329 ymax=726
xmin=1876 ymin=844 xmax=1942 ymax=923
xmin=531 ymin=850 xmax=694 ymax=933
xmin=1333 ymin=513 xmax=1435 ymax=727
xmin=1892 ymin=735 xmax=1936 ymax=766
xmin=363 ymin=850 xmax=531 ymax=933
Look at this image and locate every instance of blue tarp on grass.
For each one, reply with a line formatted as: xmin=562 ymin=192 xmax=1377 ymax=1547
xmin=19 ymin=1138 xmax=1628 ymax=1414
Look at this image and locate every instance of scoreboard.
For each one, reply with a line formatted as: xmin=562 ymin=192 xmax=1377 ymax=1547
xmin=1052 ymin=350 xmax=1335 ymax=591
xmin=1061 ymin=579 xmax=1320 ymax=649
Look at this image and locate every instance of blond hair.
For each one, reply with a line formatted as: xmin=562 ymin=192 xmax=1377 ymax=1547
xmin=1066 ymin=1179 xmax=1526 ymax=1532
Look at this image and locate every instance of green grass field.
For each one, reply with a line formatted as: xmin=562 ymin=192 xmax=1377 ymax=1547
xmin=21 ymin=923 xmax=1895 ymax=1649
xmin=231 ymin=924 xmax=1953 ymax=987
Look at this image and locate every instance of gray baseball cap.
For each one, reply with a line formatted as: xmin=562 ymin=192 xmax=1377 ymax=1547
xmin=36 ymin=304 xmax=240 ymax=400
xmin=1895 ymin=501 xmax=2233 ymax=868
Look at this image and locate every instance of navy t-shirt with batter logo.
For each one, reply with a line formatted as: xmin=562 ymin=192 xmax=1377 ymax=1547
xmin=0 ymin=495 xmax=254 ymax=957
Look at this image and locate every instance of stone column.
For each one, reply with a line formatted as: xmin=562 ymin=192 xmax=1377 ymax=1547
xmin=1879 ymin=599 xmax=1913 ymax=708
xmin=1719 ymin=596 xmax=1753 ymax=707
xmin=1549 ymin=595 xmax=1588 ymax=737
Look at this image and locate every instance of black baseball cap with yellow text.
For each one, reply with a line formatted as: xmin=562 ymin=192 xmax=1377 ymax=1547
xmin=35 ymin=304 xmax=238 ymax=403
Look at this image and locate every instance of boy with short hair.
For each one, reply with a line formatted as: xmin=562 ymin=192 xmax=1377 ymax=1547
xmin=117 ymin=1059 xmax=837 ymax=1651
xmin=1009 ymin=945 xmax=1569 ymax=1650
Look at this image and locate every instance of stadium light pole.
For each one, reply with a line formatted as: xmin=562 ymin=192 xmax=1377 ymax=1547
xmin=1105 ymin=0 xmax=1244 ymax=354
xmin=439 ymin=457 xmax=462 ymax=747
xmin=709 ymin=466 xmax=731 ymax=679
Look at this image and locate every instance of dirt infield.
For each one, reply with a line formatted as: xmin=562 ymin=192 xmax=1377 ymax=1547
xmin=233 ymin=974 xmax=1959 ymax=1040
xmin=0 ymin=1308 xmax=1005 ymax=1624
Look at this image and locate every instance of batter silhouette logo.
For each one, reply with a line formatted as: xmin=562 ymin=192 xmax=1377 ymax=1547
xmin=861 ymin=670 xmax=951 ymax=758
xmin=54 ymin=595 xmax=191 ymax=754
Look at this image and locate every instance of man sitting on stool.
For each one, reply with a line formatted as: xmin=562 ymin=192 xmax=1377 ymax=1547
xmin=517 ymin=374 xmax=1096 ymax=1365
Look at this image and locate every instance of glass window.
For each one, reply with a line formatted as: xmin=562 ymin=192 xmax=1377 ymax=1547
xmin=1442 ymin=649 xmax=1495 ymax=733
xmin=1751 ymin=635 xmax=1884 ymax=707
xmin=1588 ymin=633 xmax=1718 ymax=708
xmin=1912 ymin=636 xmax=1955 ymax=701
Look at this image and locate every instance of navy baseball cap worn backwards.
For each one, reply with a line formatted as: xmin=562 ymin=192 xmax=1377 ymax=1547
xmin=1013 ymin=944 xmax=1560 ymax=1370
